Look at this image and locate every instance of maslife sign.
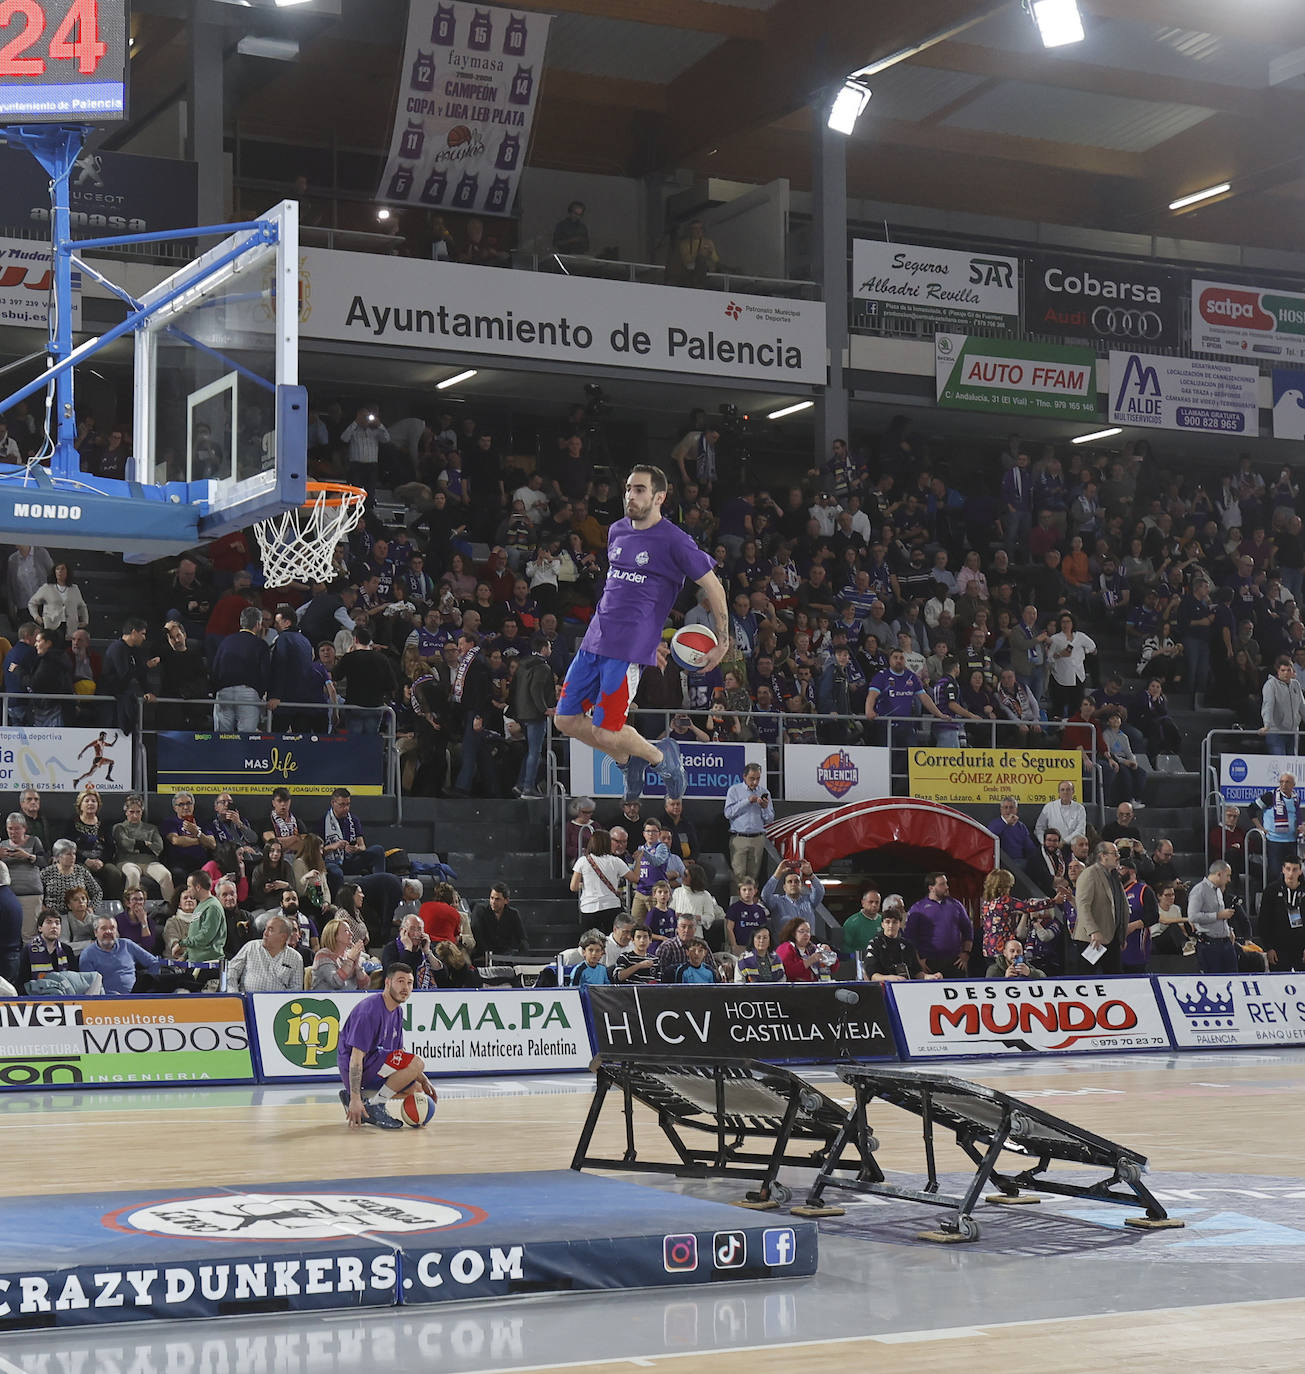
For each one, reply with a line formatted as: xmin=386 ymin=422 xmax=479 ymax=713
xmin=935 ymin=334 xmax=1098 ymax=420
xmin=570 ymin=739 xmax=765 ymax=799
xmin=251 ymin=989 xmax=592 ymax=1081
xmin=890 ymin=978 xmax=1170 ymax=1058
xmin=302 ymin=250 xmax=827 ymax=384
xmin=378 ymin=0 xmax=551 ymax=219
xmin=1156 ymin=974 xmax=1305 ymax=1049
xmin=852 ymin=239 xmax=1018 ymax=332
xmin=0 ymin=997 xmax=254 ymax=1091
xmin=156 ymin=731 xmax=384 ymax=797
xmin=907 ymin=746 xmax=1079 ymax=805
xmin=0 ymin=726 xmax=130 ymax=793
xmin=1025 ymin=251 xmax=1181 ymax=349
xmin=1193 ymin=277 xmax=1305 ymax=364
xmin=783 ymin=744 xmax=890 ymax=803
xmin=1217 ymin=752 xmax=1301 ymax=804
xmin=586 ymin=984 xmax=897 ymax=1063
xmin=1109 ymin=350 xmax=1259 ymax=436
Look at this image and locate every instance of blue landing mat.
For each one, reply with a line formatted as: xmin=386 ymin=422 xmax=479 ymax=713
xmin=0 ymin=1171 xmax=817 ymax=1330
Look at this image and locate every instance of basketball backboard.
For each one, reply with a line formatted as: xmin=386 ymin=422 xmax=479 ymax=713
xmin=133 ymin=197 xmax=307 ymax=540
xmin=0 ymin=198 xmax=306 ymax=557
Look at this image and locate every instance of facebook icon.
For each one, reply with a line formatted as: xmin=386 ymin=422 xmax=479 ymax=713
xmin=762 ymin=1227 xmax=795 ymax=1267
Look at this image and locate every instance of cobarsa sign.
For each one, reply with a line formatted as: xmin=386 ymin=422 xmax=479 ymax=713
xmin=1039 ymin=264 xmax=1163 ymax=304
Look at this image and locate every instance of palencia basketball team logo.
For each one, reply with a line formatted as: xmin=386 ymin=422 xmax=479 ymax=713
xmin=816 ymin=749 xmax=859 ymax=799
xmin=109 ymin=1192 xmax=483 ymax=1241
xmin=275 ymin=998 xmax=342 ymax=1070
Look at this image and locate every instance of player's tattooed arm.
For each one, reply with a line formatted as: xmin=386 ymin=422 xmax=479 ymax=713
xmin=349 ymin=1049 xmax=364 ymax=1100
xmin=695 ymin=569 xmax=731 ymax=673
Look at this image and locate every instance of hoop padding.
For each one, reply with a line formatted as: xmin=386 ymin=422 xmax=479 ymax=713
xmin=253 ymin=483 xmax=366 ymax=587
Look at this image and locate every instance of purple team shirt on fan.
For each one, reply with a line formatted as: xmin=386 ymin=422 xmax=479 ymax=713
xmin=338 ymin=992 xmax=404 ymax=1088
xmin=581 ymin=517 xmax=715 ymax=667
xmin=868 ymin=667 xmax=926 ymax=716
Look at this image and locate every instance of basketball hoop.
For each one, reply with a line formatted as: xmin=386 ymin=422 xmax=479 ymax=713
xmin=253 ymin=481 xmax=367 ymax=587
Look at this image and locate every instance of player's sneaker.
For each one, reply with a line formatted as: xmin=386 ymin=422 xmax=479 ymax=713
xmin=622 ymin=753 xmax=648 ymax=802
xmin=655 ymin=737 xmax=686 ymax=801
xmin=364 ymin=1099 xmax=404 ymax=1130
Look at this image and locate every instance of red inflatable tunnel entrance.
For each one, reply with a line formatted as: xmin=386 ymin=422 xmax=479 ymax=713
xmin=765 ymin=799 xmax=999 ymax=909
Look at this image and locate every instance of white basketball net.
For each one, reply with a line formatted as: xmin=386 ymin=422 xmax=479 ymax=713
xmin=253 ymin=485 xmax=366 ymax=587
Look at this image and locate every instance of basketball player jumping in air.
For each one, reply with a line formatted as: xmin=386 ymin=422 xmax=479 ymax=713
xmin=555 ymin=464 xmax=729 ymax=801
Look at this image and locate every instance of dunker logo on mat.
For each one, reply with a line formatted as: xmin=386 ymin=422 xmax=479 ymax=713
xmin=106 ymin=1192 xmax=485 ymax=1241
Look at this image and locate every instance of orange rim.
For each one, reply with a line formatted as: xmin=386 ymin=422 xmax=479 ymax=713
xmin=304 ymin=481 xmax=367 ymax=509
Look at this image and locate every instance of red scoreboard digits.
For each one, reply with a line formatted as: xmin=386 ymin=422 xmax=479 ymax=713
xmin=0 ymin=0 xmax=127 ymax=121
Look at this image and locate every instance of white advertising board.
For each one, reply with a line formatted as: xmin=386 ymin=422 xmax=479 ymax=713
xmin=782 ymin=744 xmax=891 ymax=804
xmin=1109 ymin=349 xmax=1259 ymax=436
xmin=891 ymin=977 xmax=1171 ymax=1058
xmin=302 ymin=251 xmax=827 ymax=384
xmin=251 ymin=989 xmax=592 ymax=1080
xmin=1157 ymin=974 xmax=1305 ymax=1049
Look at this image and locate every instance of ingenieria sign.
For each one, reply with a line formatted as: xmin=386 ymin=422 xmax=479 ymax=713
xmin=302 ymin=250 xmax=827 ymax=383
xmin=0 ymin=998 xmax=255 ymax=1090
xmin=892 ymin=979 xmax=1170 ymax=1057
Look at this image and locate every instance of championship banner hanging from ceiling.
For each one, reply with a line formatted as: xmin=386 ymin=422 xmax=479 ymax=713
xmin=378 ymin=1 xmax=552 ymax=219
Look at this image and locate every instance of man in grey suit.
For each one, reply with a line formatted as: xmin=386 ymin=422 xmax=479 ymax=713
xmin=1072 ymin=840 xmax=1127 ymax=974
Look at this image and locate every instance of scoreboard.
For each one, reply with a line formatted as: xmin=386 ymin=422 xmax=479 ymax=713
xmin=0 ymin=0 xmax=128 ymax=123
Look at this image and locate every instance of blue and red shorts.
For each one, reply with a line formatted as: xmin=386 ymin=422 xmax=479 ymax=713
xmin=556 ymin=649 xmax=643 ymax=732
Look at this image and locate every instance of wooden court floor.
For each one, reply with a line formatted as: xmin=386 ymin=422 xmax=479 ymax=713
xmin=2 ymin=1051 xmax=1305 ymax=1373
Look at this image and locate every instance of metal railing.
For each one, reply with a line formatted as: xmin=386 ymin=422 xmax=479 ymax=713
xmin=138 ymin=696 xmax=401 ymax=816
xmin=0 ymin=691 xmax=400 ymax=813
xmin=544 ymin=709 xmax=1102 ymax=876
xmin=508 ymin=250 xmax=821 ymax=300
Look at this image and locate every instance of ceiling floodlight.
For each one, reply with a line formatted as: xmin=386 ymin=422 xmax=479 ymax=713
xmin=1072 ymin=427 xmax=1122 ymax=445
xmin=1030 ymin=0 xmax=1085 ymax=48
xmin=437 ymin=370 xmax=478 ymax=390
xmin=1168 ymin=183 xmax=1232 ymax=211
xmin=828 ymin=80 xmax=872 ymax=136
xmin=767 ymin=400 xmax=816 ymax=420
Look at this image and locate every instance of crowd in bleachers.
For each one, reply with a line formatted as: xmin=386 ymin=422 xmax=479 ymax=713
xmin=1 ymin=397 xmax=1305 ymax=994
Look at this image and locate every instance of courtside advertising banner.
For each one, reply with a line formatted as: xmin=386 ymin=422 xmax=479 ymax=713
xmin=569 ymin=739 xmax=765 ymax=799
xmin=783 ymin=744 xmax=891 ymax=804
xmin=1024 ymin=251 xmax=1181 ymax=349
xmin=302 ymin=251 xmax=827 ymax=384
xmin=907 ymin=746 xmax=1080 ymax=805
xmin=0 ymin=234 xmax=81 ymax=329
xmin=1192 ymin=277 xmax=1305 ymax=364
xmin=891 ymin=978 xmax=1170 ymax=1058
xmin=586 ymin=983 xmax=897 ymax=1063
xmin=378 ymin=0 xmax=551 ymax=219
xmin=1272 ymin=368 xmax=1305 ymax=440
xmin=0 ymin=726 xmax=130 ymax=792
xmin=0 ymin=998 xmax=254 ymax=1091
xmin=1109 ymin=350 xmax=1259 ymax=435
xmin=1217 ymin=752 xmax=1302 ymax=804
xmin=156 ymin=732 xmax=384 ymax=797
xmin=852 ymin=239 xmax=1019 ymax=332
xmin=1157 ymin=974 xmax=1305 ymax=1049
xmin=251 ymin=989 xmax=592 ymax=1081
xmin=935 ymin=333 xmax=1098 ymax=420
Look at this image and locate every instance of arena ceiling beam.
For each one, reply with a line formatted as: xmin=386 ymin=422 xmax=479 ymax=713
xmin=653 ymin=0 xmax=983 ymax=171
xmin=492 ymin=0 xmax=767 ymax=40
xmin=1083 ymin=0 xmax=1305 ymax=49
